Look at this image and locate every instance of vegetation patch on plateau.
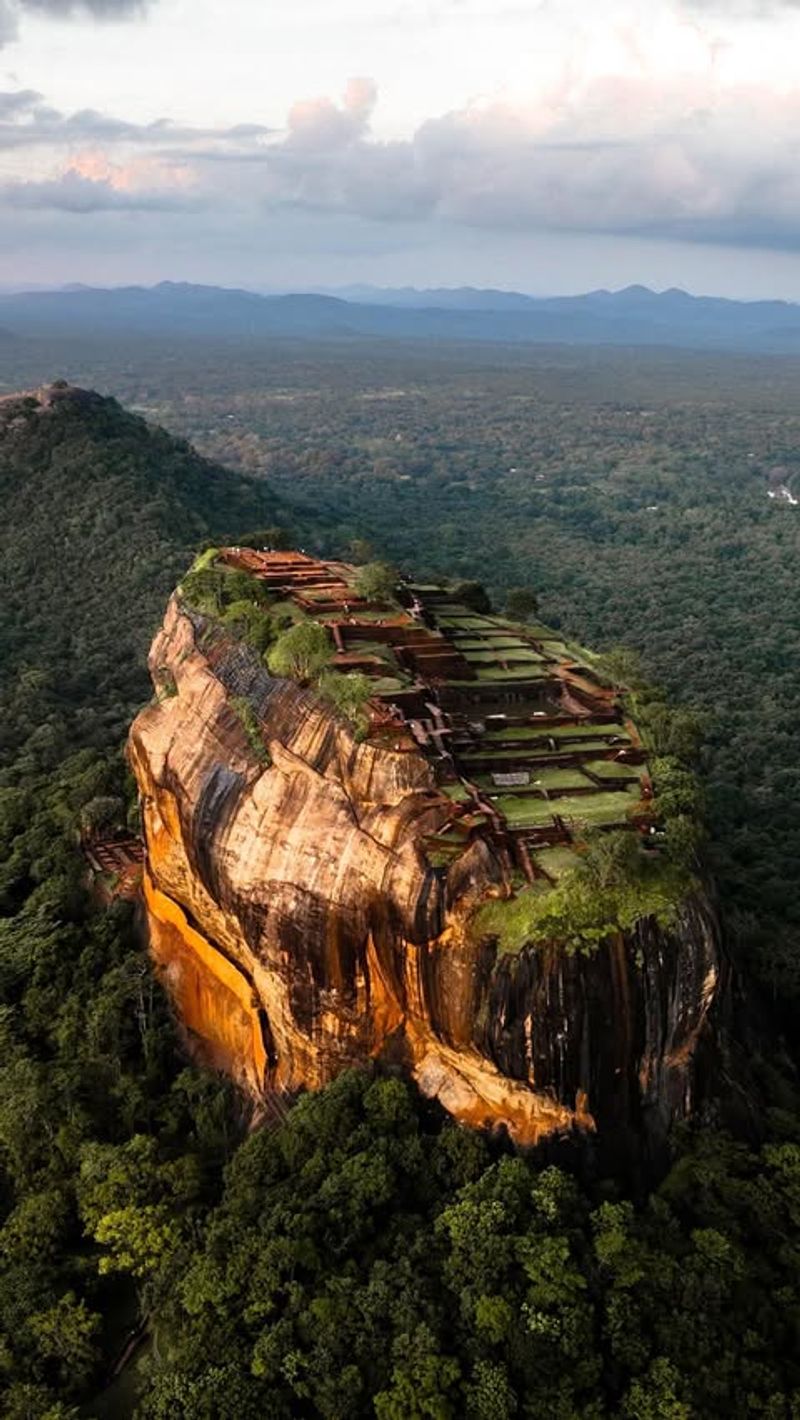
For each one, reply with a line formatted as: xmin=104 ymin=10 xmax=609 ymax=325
xmin=178 ymin=549 xmax=385 ymax=739
xmin=469 ymin=678 xmax=705 ymax=956
xmin=473 ymin=832 xmax=693 ymax=957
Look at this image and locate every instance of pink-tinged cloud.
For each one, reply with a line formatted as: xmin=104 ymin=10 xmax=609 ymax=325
xmin=68 ymin=148 xmax=193 ymax=193
xmin=286 ymin=77 xmax=377 ymax=153
xmin=2 ymin=150 xmax=197 ymax=211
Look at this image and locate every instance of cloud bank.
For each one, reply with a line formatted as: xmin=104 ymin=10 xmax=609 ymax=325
xmin=6 ymin=71 xmax=800 ymax=253
xmin=4 ymin=0 xmax=800 ymax=285
xmin=184 ymin=76 xmax=800 ymax=254
xmin=22 ymin=0 xmax=147 ymax=13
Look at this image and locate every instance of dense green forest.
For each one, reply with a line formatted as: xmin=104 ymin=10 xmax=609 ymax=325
xmin=102 ymin=1070 xmax=800 ymax=1419
xmin=1 ymin=352 xmax=800 ymax=1414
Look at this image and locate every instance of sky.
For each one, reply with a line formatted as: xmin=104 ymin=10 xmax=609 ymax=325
xmin=2 ymin=0 xmax=800 ymax=296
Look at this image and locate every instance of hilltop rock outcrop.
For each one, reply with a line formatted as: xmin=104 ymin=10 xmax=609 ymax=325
xmin=129 ymin=561 xmax=720 ymax=1160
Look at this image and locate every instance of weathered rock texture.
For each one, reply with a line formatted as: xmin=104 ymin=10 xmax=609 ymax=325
xmin=129 ymin=596 xmax=719 ymax=1153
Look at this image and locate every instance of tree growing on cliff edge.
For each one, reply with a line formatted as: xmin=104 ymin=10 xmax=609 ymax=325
xmin=237 ymin=525 xmax=292 ymax=550
xmin=451 ymin=580 xmax=493 ymax=614
xmin=317 ymin=670 xmax=373 ymax=735
xmin=354 ymin=562 xmax=398 ymax=606
xmin=505 ymin=587 xmax=539 ymax=622
xmin=348 ymin=537 xmax=375 ymax=565
xmin=267 ymin=621 xmax=332 ymax=683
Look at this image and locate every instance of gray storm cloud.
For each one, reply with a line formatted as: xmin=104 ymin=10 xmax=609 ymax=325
xmin=20 ymin=0 xmax=148 ymax=13
xmin=0 ymin=0 xmax=149 ymax=46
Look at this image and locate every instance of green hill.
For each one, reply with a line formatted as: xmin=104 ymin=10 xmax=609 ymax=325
xmin=0 ymin=382 xmax=291 ymax=766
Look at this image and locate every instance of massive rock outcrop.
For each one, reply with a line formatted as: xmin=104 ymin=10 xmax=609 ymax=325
xmin=129 ymin=556 xmax=720 ymax=1160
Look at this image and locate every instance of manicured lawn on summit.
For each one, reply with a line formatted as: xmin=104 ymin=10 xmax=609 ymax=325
xmin=495 ymin=787 xmax=640 ymax=828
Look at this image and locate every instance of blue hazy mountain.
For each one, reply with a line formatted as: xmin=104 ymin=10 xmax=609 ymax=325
xmin=2 ymin=280 xmax=800 ymax=352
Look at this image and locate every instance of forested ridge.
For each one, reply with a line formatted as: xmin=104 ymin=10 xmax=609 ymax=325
xmin=0 ymin=385 xmax=289 ymax=759
xmin=0 ymin=368 xmax=799 ymax=1415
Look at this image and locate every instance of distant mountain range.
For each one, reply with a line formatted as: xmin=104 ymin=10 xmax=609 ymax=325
xmin=324 ymin=285 xmax=547 ymax=311
xmin=3 ymin=280 xmax=800 ymax=353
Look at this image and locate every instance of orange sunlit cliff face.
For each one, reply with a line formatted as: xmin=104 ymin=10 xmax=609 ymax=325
xmin=128 ymin=551 xmax=719 ymax=1156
